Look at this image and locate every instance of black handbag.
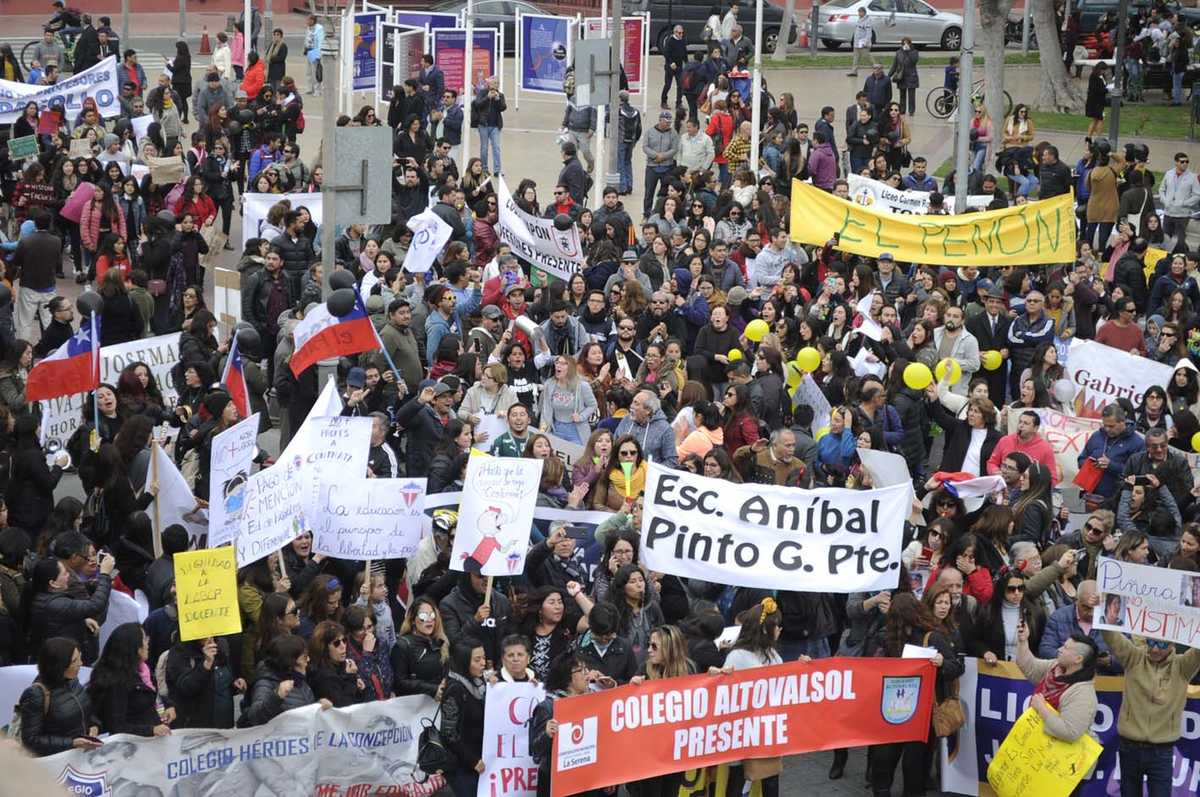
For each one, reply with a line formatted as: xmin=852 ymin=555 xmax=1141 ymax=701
xmin=416 ymin=702 xmax=453 ymax=781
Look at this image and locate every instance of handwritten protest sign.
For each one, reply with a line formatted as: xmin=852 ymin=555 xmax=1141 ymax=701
xmin=987 ymin=706 xmax=1101 ymax=797
xmin=639 ymin=462 xmax=909 ymax=592
xmin=207 ymin=413 xmax=259 ymax=549
xmin=1006 ymin=407 xmax=1101 ymax=483
xmin=1094 ymin=557 xmax=1200 ymax=648
xmin=789 ymin=179 xmax=1076 ymax=267
xmin=1065 ymin=340 xmax=1174 ymax=418
xmin=312 ymin=478 xmax=427 ymax=560
xmin=479 ymin=681 xmax=545 ymax=797
xmin=451 ymin=453 xmax=542 ymax=575
xmin=174 ymin=547 xmax=241 ymax=641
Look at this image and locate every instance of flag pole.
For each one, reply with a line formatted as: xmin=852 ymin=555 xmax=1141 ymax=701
xmin=368 ymin=320 xmax=405 ymax=393
xmin=150 ymin=440 xmax=163 ymax=558
xmin=90 ymin=311 xmax=101 ymax=439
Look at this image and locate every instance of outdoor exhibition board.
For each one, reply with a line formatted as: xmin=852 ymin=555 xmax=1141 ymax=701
xmin=432 ymin=27 xmax=503 ymax=96
xmin=516 ymin=11 xmax=574 ymax=107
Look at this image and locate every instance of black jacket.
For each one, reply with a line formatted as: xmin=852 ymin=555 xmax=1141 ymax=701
xmin=18 ymin=680 xmax=92 ymax=756
xmin=470 ymin=90 xmax=506 ymax=129
xmin=8 ymin=448 xmax=65 ymax=532
xmin=575 ymin=633 xmax=638 ymax=684
xmin=1037 ymin=160 xmax=1073 ymax=199
xmin=309 ymin=662 xmax=364 ymax=707
xmin=29 ymin=575 xmax=113 ymax=655
xmin=241 ymin=662 xmax=316 ymax=727
xmin=241 ymin=267 xmax=296 ymax=336
xmin=437 ymin=579 xmax=512 ymax=643
xmin=34 ymin=319 xmax=73 ymax=358
xmin=165 ymin=638 xmax=236 ymax=728
xmin=558 ymin=157 xmax=589 ymax=205
xmin=892 ymin=386 xmax=929 ymax=476
xmin=12 ymin=230 xmax=63 ymax=292
xmin=929 ymin=399 xmax=1002 ymax=474
xmin=99 ymin=293 xmax=144 ymax=346
xmin=90 ymin=674 xmax=165 ymax=736
xmin=1113 ymin=250 xmax=1149 ymax=309
xmin=440 ymin=674 xmax=485 ymax=772
xmin=394 ymin=401 xmax=448 ymax=479
xmin=389 ymin=632 xmax=446 ymax=697
xmin=431 ymin=200 xmax=467 ymax=243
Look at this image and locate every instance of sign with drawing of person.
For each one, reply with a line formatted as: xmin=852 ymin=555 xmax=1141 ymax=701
xmin=450 ymin=453 xmax=543 ymax=576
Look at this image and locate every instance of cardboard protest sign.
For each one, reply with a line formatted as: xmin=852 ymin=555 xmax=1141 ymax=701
xmin=987 ymin=706 xmax=1102 ymax=797
xmin=639 ymin=462 xmax=909 ymax=592
xmin=207 ymin=414 xmax=260 ymax=549
xmin=7 ymin=135 xmax=37 ymax=161
xmin=174 ymin=547 xmax=241 ymax=641
xmin=479 ymin=681 xmax=545 ymax=797
xmin=451 ymin=453 xmax=542 ymax=575
xmin=1065 ymin=340 xmax=1174 ymax=418
xmin=550 ymin=658 xmax=934 ymax=796
xmin=147 ymin=155 xmax=185 ymax=186
xmin=1093 ymin=557 xmax=1200 ymax=648
xmin=312 ymin=478 xmax=427 ymax=560
xmin=1006 ymin=407 xmax=1101 ymax=484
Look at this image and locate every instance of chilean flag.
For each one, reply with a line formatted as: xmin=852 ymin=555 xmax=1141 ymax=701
xmin=27 ymin=315 xmax=101 ymax=402
xmin=220 ymin=333 xmax=251 ymax=419
xmin=290 ymin=292 xmax=377 ymax=376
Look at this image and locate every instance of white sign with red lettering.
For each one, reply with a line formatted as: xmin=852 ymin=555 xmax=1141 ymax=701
xmin=479 ymin=680 xmax=546 ymax=797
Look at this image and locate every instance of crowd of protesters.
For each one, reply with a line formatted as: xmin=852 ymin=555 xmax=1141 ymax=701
xmin=0 ymin=2 xmax=1198 ymax=797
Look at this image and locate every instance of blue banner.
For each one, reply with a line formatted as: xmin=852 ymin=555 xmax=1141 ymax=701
xmin=353 ymin=12 xmax=385 ymax=92
xmin=943 ymin=658 xmax=1200 ymax=796
xmin=393 ymin=12 xmax=459 ymax=31
xmin=520 ymin=15 xmax=570 ymax=94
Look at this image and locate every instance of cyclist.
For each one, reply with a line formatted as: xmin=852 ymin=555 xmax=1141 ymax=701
xmin=46 ymin=1 xmax=83 ymax=47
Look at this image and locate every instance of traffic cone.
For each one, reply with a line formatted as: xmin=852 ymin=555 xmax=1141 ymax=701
xmin=799 ymin=28 xmax=809 ymax=49
xmin=199 ymin=25 xmax=212 ymax=55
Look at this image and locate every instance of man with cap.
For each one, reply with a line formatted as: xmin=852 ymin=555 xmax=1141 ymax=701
xmin=396 ymin=380 xmax=456 ymax=477
xmin=376 ymin=298 xmax=423 ymax=395
xmin=424 ymin=284 xmax=463 ymax=368
xmin=558 ymin=142 xmax=589 ymax=206
xmin=96 ymin=133 xmax=130 ymax=175
xmin=470 ymin=305 xmax=507 ymax=361
xmin=195 ymin=70 xmax=233 ymax=125
xmin=876 ymin=252 xmax=912 ymax=314
xmin=967 ymin=284 xmax=1013 ymax=406
xmin=642 ymin=110 xmax=680 ymax=218
xmin=604 ymin=251 xmax=653 ymax=298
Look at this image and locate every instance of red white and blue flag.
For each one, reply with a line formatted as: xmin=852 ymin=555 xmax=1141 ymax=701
xmin=290 ymin=292 xmax=377 ymax=376
xmin=27 ymin=315 xmax=101 ymax=402
xmin=220 ymin=333 xmax=251 ymax=419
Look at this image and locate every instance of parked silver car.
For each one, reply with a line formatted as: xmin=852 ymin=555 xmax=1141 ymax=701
xmin=813 ymin=0 xmax=963 ymax=51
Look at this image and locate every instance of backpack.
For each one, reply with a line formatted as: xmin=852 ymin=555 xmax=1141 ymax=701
xmin=6 ymin=682 xmax=48 ymax=740
xmin=295 ymin=110 xmax=306 ymax=134
xmin=416 ymin=701 xmax=453 ymax=781
xmin=681 ymin=61 xmax=704 ymax=93
xmin=82 ymin=487 xmax=110 ymax=543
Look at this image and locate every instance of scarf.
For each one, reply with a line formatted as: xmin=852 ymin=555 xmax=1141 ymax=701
xmin=1033 ymin=665 xmax=1071 ymax=710
xmin=448 ymin=670 xmax=485 ymax=700
xmin=606 ymin=461 xmax=647 ymax=501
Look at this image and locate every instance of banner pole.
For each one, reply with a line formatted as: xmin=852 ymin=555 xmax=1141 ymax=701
xmin=483 ymin=575 xmax=493 ymax=608
xmin=150 ymin=440 xmax=163 ymax=558
xmin=515 ymin=9 xmax=521 ymax=110
xmin=364 ymin=559 xmax=372 ymax=596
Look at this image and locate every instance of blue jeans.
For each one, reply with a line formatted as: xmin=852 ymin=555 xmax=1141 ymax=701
xmin=618 ymin=141 xmax=633 ymax=193
xmin=1118 ymin=739 xmax=1173 ymax=797
xmin=971 ymin=144 xmax=987 ymax=173
xmin=1011 ymin=172 xmax=1039 ymax=197
xmin=478 ymin=126 xmax=502 ymax=174
xmin=1172 ymin=69 xmax=1185 ymax=104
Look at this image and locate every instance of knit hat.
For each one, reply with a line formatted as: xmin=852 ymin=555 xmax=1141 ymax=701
xmin=202 ymin=390 xmax=233 ymax=418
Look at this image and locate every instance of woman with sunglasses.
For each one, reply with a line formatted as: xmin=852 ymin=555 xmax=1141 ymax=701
xmin=243 ymin=634 xmax=331 ymax=727
xmin=902 ymin=518 xmax=954 ymax=573
xmin=627 ymin=625 xmax=694 ymax=796
xmin=720 ymin=382 xmax=759 ymax=458
xmin=591 ymin=435 xmax=647 ymax=512
xmin=308 ymin=620 xmax=366 ymax=708
xmin=969 ymin=569 xmax=1044 ymax=667
xmin=252 ymin=592 xmax=300 ymax=673
xmin=1010 ymin=461 xmax=1055 ymax=549
xmin=530 ymin=652 xmax=603 ymax=797
xmin=391 ymin=598 xmax=449 ymax=698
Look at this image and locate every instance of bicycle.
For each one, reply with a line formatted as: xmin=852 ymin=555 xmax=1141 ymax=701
xmin=925 ymin=80 xmax=1014 ymax=120
xmin=20 ymin=32 xmax=76 ymax=74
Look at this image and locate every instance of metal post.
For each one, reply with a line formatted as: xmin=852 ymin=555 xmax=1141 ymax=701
xmin=463 ymin=0 xmax=474 ymax=173
xmin=1021 ymin=1 xmax=1031 ymax=55
xmin=1108 ymin=0 xmax=1130 ymax=147
xmin=954 ymin=0 xmax=976 ymax=214
xmin=264 ymin=0 xmax=274 ymax=46
xmin=810 ymin=0 xmax=819 ymax=55
xmin=606 ymin=0 xmax=622 ymax=198
xmin=321 ymin=39 xmax=339 ymax=298
xmin=121 ymin=0 xmax=130 ymax=50
xmin=180 ymin=0 xmax=187 ymax=38
xmin=750 ymin=0 xmax=763 ymax=170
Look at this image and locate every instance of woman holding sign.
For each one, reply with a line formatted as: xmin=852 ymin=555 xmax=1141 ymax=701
xmin=627 ymin=625 xmax=695 ymax=797
xmin=1013 ymin=618 xmax=1098 ymax=748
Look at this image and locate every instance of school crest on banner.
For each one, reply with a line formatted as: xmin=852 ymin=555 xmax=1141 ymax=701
xmin=881 ymin=676 xmax=921 ymax=724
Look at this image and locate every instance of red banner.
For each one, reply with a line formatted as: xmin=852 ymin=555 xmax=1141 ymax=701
xmin=550 ymin=657 xmax=934 ymax=796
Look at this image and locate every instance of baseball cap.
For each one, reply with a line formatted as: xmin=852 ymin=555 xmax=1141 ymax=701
xmin=346 ymin=367 xmax=366 ymax=388
xmin=503 ymin=281 xmax=527 ymax=297
xmin=878 ymin=252 xmax=894 ymax=262
xmin=622 ymin=249 xmax=638 ymax=262
xmin=481 ymin=304 xmax=505 ymax=320
xmin=432 ymin=382 xmax=454 ymax=397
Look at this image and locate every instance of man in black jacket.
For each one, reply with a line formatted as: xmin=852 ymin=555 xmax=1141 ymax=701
xmin=242 ymin=250 xmax=295 ymax=385
xmin=431 ymin=184 xmax=467 ymax=243
xmin=471 ymin=78 xmax=506 ymax=175
xmin=558 ymin=142 xmax=589 ymax=205
xmin=660 ymin=24 xmax=688 ymax=110
xmin=576 ymin=603 xmax=638 ymax=684
xmin=33 ymin=296 xmax=74 ymax=358
xmin=271 ymin=211 xmax=313 ymax=298
xmin=395 ymin=380 xmax=454 ymax=477
xmin=1113 ymin=237 xmax=1150 ymax=310
xmin=1036 ymin=145 xmax=1073 ymax=198
xmin=12 ymin=213 xmax=60 ymax=342
xmin=966 ymin=284 xmax=1013 ymax=406
xmin=71 ymin=15 xmax=101 ymax=71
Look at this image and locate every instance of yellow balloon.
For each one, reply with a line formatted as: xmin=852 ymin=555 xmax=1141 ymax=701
xmin=745 ymin=318 xmax=770 ymax=342
xmin=727 ymin=349 xmax=743 ymax=362
xmin=785 ymin=362 xmax=803 ymax=390
xmin=903 ymin=362 xmax=934 ymax=391
xmin=935 ymin=358 xmax=962 ymax=385
xmin=982 ymin=350 xmax=1003 ymax=371
xmin=814 ymin=425 xmax=831 ymax=441
xmin=1192 ymin=431 xmax=1200 ymax=453
xmin=796 ymin=346 xmax=821 ymax=373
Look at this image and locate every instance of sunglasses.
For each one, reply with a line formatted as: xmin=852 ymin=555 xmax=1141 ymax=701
xmin=1005 ymin=584 xmax=1025 ymax=593
xmin=1146 ymin=639 xmax=1172 ymax=650
xmin=1084 ymin=524 xmax=1105 ymax=535
xmin=416 ymin=611 xmax=436 ymax=622
xmin=331 ymin=637 xmax=347 ymax=646
xmin=619 ymin=449 xmax=638 ymax=456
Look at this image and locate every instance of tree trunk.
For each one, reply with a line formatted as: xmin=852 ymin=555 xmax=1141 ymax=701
xmin=1032 ymin=0 xmax=1082 ymax=111
xmin=978 ymin=0 xmax=1014 ymax=143
xmin=772 ymin=0 xmax=797 ymax=61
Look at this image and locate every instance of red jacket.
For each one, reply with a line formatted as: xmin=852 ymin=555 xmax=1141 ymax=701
xmin=174 ymin=194 xmax=217 ymax=227
xmin=96 ymin=254 xmax=132 ymax=283
xmin=722 ymin=412 xmax=759 ymax=458
xmin=472 ymin=217 xmax=498 ymax=269
xmin=706 ymin=112 xmax=734 ymax=165
xmin=242 ymin=61 xmax=266 ymax=100
xmin=80 ymin=199 xmax=127 ymax=252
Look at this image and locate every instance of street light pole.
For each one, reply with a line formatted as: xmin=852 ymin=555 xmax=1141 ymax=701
xmin=954 ymin=0 xmax=976 ymax=214
xmin=463 ymin=0 xmax=474 ymax=174
xmin=605 ymin=0 xmax=623 ymax=197
xmin=750 ymin=0 xmax=764 ymax=171
xmin=1108 ymin=0 xmax=1130 ymax=146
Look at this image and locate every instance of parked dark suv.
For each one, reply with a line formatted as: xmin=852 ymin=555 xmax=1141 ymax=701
xmin=631 ymin=0 xmax=797 ymax=54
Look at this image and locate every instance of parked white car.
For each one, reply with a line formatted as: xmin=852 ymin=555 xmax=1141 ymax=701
xmin=813 ymin=0 xmax=964 ymax=51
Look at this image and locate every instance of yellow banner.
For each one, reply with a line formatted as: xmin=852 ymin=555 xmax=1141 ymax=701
xmin=789 ymin=180 xmax=1077 ymax=267
xmin=986 ymin=706 xmax=1102 ymax=797
xmin=175 ymin=547 xmax=242 ymax=641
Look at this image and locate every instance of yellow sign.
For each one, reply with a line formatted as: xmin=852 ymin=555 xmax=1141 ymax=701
xmin=986 ymin=706 xmax=1102 ymax=797
xmin=175 ymin=547 xmax=242 ymax=642
xmin=1143 ymin=246 xmax=1170 ymax=281
xmin=789 ymin=180 xmax=1077 ymax=267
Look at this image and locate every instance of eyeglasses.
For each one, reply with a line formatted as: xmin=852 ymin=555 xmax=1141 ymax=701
xmin=619 ymin=449 xmax=638 ymax=457
xmin=927 ymin=530 xmax=943 ymax=538
xmin=1005 ymin=584 xmax=1025 ymax=593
